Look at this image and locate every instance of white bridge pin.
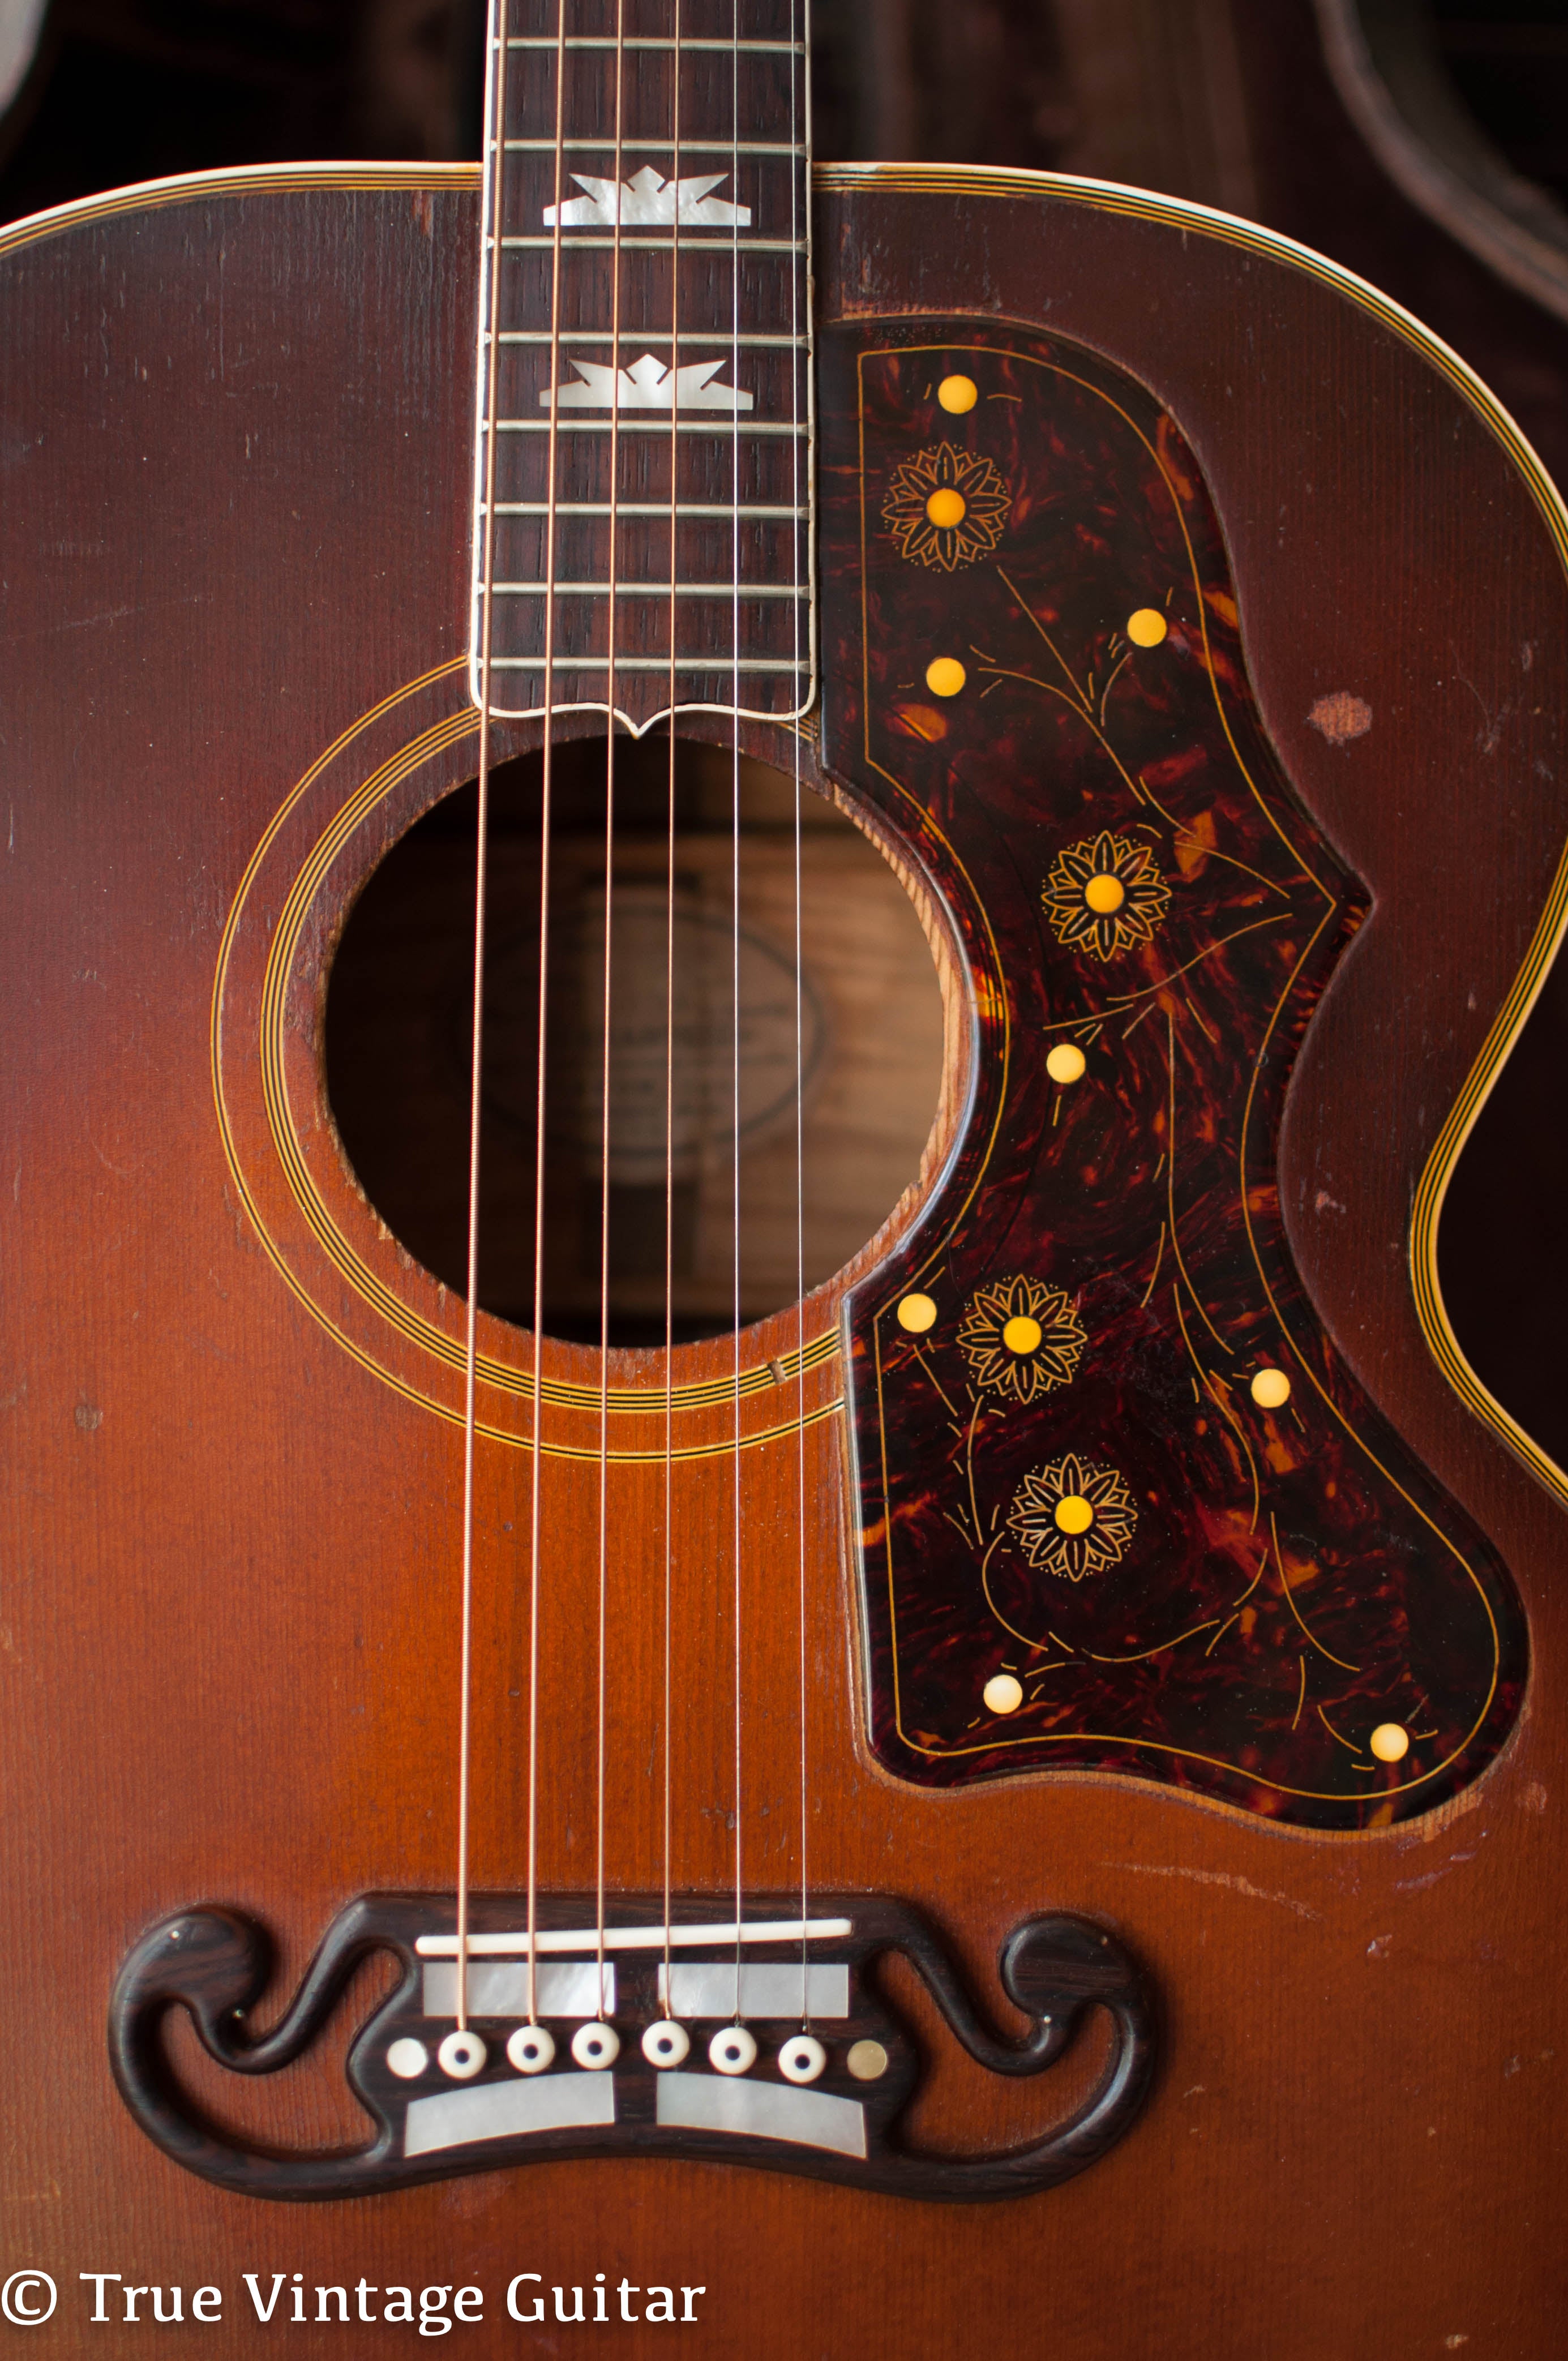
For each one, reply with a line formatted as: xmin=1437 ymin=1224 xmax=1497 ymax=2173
xmin=709 ymin=2026 xmax=757 ymax=2077
xmin=571 ymin=2021 xmax=620 ymax=2071
xmin=436 ymin=2030 xmax=486 ymax=2081
xmin=385 ymin=2037 xmax=427 ymax=2081
xmin=641 ymin=2020 xmax=691 ymax=2068
xmin=506 ymin=2024 xmax=556 ymax=2076
xmin=777 ymin=2034 xmax=827 ymax=2085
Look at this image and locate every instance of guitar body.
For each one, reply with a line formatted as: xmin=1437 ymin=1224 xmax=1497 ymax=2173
xmin=5 ymin=158 xmax=1567 ymax=2351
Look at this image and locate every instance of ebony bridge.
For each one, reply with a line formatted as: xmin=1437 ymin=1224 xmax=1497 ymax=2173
xmin=109 ymin=1892 xmax=1153 ymax=2200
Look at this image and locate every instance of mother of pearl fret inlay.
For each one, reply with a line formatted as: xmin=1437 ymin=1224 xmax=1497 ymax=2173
xmin=545 ymin=166 xmax=751 ymax=226
xmin=542 ymin=354 xmax=753 ymax=410
xmin=469 ymin=0 xmax=814 ymax=732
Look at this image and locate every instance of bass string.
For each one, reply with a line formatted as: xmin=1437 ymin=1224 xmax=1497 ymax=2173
xmin=789 ymin=0 xmax=809 ymax=2031
xmin=661 ymin=0 xmax=683 ymax=2009
xmin=522 ymin=0 xmax=573 ymax=2026
xmin=454 ymin=0 xmax=516 ymax=2039
xmin=729 ymin=0 xmax=744 ymax=2023
xmin=594 ymin=0 xmax=631 ymax=2027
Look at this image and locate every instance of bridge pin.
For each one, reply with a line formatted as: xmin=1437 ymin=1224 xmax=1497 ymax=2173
xmin=385 ymin=2037 xmax=427 ymax=2081
xmin=777 ymin=2034 xmax=827 ymax=2085
xmin=571 ymin=2021 xmax=620 ymax=2071
xmin=436 ymin=2029 xmax=486 ymax=2081
xmin=506 ymin=2024 xmax=556 ymax=2076
xmin=641 ymin=2019 xmax=691 ymax=2068
xmin=709 ymin=2025 xmax=758 ymax=2077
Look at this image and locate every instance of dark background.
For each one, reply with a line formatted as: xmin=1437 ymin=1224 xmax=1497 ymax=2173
xmin=6 ymin=0 xmax=1567 ymax=1471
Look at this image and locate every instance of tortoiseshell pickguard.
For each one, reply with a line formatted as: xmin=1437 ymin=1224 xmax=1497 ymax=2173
xmin=819 ymin=322 xmax=1527 ymax=1830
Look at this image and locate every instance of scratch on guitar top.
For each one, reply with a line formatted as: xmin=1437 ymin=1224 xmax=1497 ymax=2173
xmin=1394 ymin=1852 xmax=1477 ymax=1895
xmin=1102 ymin=1862 xmax=1323 ymax=1921
xmin=89 ymin=1137 xmax=138 ymax=1179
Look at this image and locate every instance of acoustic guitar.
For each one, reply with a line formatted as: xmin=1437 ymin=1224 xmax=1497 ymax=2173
xmin=4 ymin=0 xmax=1567 ymax=2350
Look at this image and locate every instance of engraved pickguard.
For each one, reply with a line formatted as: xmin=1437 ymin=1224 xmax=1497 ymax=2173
xmin=819 ymin=322 xmax=1527 ymax=1829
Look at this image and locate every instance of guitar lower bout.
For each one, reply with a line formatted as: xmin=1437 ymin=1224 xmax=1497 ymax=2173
xmin=108 ymin=1892 xmax=1154 ymax=2204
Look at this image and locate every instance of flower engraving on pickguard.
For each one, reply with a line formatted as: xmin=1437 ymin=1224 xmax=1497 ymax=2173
xmin=956 ymin=1276 xmax=1085 ymax=1404
xmin=1043 ymin=829 xmax=1171 ymax=961
xmin=1008 ymin=1455 xmax=1138 ymax=1582
xmin=881 ymin=443 xmax=1012 ymax=571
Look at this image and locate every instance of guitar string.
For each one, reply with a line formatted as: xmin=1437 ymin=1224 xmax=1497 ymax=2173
xmin=789 ymin=0 xmax=809 ymax=2031
xmin=522 ymin=0 xmax=573 ymax=2027
xmin=729 ymin=0 xmax=744 ymax=2021
xmin=661 ymin=0 xmax=683 ymax=2015
xmin=593 ymin=0 xmax=630 ymax=2029
xmin=455 ymin=0 xmax=515 ymax=2038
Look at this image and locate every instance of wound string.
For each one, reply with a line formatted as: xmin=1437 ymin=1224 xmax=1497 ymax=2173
xmin=594 ymin=0 xmax=631 ymax=2023
xmin=662 ymin=0 xmax=683 ymax=2006
xmin=729 ymin=0 xmax=744 ymax=2019
xmin=789 ymin=0 xmax=809 ymax=2030
xmin=455 ymin=0 xmax=515 ymax=2038
xmin=522 ymin=0 xmax=573 ymax=2028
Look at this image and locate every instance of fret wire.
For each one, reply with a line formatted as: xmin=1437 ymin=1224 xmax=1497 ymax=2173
xmin=488 ymin=418 xmax=809 ymax=435
xmin=491 ymin=331 xmax=806 ymax=346
xmin=506 ymin=37 xmax=805 ymax=52
xmin=498 ymin=236 xmax=806 ymax=252
xmin=487 ymin=581 xmax=807 ymax=596
xmin=504 ymin=139 xmax=803 ymax=155
xmin=485 ymin=501 xmax=808 ymax=517
xmin=487 ymin=656 xmax=811 ymax=671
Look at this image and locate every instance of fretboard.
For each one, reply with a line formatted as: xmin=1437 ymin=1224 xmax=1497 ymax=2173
xmin=469 ymin=0 xmax=813 ymax=732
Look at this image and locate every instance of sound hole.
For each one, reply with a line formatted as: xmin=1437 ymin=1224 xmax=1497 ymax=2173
xmin=324 ymin=736 xmax=949 ymax=1346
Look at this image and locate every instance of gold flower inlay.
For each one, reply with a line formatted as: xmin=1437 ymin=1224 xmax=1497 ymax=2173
xmin=1043 ymin=829 xmax=1171 ymax=962
xmin=881 ymin=443 xmax=1012 ymax=572
xmin=1008 ymin=1455 xmax=1138 ymax=1581
xmin=957 ymin=1276 xmax=1085 ymax=1404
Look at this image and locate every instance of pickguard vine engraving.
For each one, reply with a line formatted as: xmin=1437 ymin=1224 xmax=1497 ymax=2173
xmin=819 ymin=323 xmax=1527 ymax=1828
